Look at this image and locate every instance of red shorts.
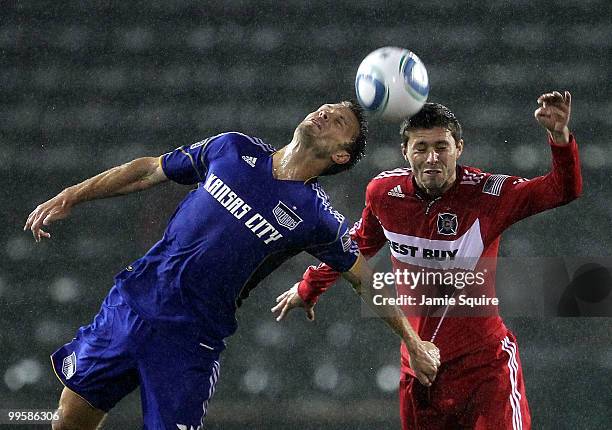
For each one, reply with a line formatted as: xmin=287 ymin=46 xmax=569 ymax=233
xmin=400 ymin=330 xmax=531 ymax=429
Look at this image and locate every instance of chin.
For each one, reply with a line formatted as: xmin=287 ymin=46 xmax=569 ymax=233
xmin=422 ymin=178 xmax=442 ymax=188
xmin=422 ymin=181 xmax=446 ymax=194
xmin=295 ymin=124 xmax=314 ymax=139
xmin=296 ymin=127 xmax=319 ymax=147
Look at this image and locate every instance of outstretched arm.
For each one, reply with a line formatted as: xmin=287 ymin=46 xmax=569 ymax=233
xmin=271 ymin=200 xmax=387 ymax=321
xmin=272 ymin=253 xmax=440 ymax=386
xmin=24 ymin=156 xmax=167 ymax=242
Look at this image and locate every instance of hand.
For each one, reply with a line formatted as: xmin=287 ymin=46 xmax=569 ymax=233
xmin=271 ymin=282 xmax=315 ymax=322
xmin=408 ymin=340 xmax=440 ymax=387
xmin=23 ymin=189 xmax=75 ymax=242
xmin=534 ymin=90 xmax=572 ymax=144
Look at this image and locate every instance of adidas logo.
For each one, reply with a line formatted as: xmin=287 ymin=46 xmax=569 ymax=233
xmin=241 ymin=155 xmax=257 ymax=167
xmin=387 ymin=185 xmax=405 ymax=198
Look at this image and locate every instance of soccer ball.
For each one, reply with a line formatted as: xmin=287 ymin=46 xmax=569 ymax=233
xmin=355 ymin=47 xmax=429 ymax=121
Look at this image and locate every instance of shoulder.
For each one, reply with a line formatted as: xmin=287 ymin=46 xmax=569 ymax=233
xmin=457 ymin=165 xmax=487 ymax=186
xmin=367 ymin=167 xmax=412 ymax=197
xmin=222 ymin=132 xmax=276 ymax=154
xmin=371 ymin=167 xmax=413 ymax=181
xmin=310 ymin=182 xmax=346 ymax=226
xmin=458 ymin=165 xmax=522 ymax=197
xmin=192 ymin=132 xmax=276 ymax=155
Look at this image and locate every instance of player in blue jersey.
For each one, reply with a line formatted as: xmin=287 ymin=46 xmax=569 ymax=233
xmin=25 ymin=101 xmax=440 ymax=430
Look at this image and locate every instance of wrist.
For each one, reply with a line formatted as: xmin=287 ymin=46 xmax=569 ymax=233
xmin=549 ymin=127 xmax=570 ymax=145
xmin=403 ymin=334 xmax=423 ymax=354
xmin=297 ymin=280 xmax=318 ymax=305
xmin=61 ymin=187 xmax=80 ymax=206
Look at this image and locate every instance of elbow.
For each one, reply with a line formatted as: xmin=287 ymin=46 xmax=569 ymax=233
xmin=561 ymin=167 xmax=583 ymax=203
xmin=560 ymin=185 xmax=581 ymax=205
xmin=569 ymin=172 xmax=583 ymax=201
xmin=573 ymin=183 xmax=583 ymax=200
xmin=570 ymin=158 xmax=584 ymax=200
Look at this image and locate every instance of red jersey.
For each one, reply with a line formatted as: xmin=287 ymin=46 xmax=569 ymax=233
xmin=299 ymin=135 xmax=582 ymax=375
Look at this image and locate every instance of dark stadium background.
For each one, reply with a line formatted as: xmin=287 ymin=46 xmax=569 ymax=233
xmin=2 ymin=1 xmax=611 ymax=428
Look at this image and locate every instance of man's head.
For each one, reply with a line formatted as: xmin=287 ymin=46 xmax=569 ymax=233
xmin=400 ymin=103 xmax=464 ymax=196
xmin=295 ymin=100 xmax=368 ymax=176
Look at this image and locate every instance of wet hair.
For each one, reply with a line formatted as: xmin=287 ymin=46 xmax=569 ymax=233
xmin=399 ymin=102 xmax=462 ymax=145
xmin=320 ymin=100 xmax=368 ymax=176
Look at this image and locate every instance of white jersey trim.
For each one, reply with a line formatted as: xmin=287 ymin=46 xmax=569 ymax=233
xmin=229 ymin=131 xmax=276 ymax=153
xmin=460 ymin=168 xmax=486 ymax=185
xmin=311 ymin=183 xmax=345 ymax=224
xmin=198 ymin=360 xmax=220 ymax=428
xmin=373 ymin=167 xmax=412 ymax=180
xmin=501 ymin=337 xmax=523 ymax=430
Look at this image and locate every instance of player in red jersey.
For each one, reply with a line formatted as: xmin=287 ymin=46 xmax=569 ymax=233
xmin=273 ymin=91 xmax=581 ymax=429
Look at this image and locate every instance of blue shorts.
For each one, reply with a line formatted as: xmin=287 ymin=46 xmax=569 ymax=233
xmin=50 ymin=286 xmax=221 ymax=429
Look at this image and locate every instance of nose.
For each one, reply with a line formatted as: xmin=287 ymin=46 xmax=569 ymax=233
xmin=426 ymin=150 xmax=439 ymax=165
xmin=318 ymin=110 xmax=328 ymax=121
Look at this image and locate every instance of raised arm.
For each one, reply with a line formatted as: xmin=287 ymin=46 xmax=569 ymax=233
xmin=485 ymin=91 xmax=582 ymax=239
xmin=24 ymin=156 xmax=167 ymax=242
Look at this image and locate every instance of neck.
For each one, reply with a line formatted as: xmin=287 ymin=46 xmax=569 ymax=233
xmin=272 ymin=139 xmax=329 ymax=181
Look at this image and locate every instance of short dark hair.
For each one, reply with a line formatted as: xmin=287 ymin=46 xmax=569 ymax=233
xmin=320 ymin=100 xmax=368 ymax=176
xmin=400 ymin=102 xmax=462 ymax=145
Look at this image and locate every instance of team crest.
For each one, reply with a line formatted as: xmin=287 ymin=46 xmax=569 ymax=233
xmin=62 ymin=352 xmax=76 ymax=380
xmin=437 ymin=213 xmax=458 ymax=236
xmin=272 ymin=201 xmax=303 ymax=230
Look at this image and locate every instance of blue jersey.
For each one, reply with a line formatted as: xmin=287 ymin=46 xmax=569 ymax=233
xmin=115 ymin=132 xmax=358 ymax=347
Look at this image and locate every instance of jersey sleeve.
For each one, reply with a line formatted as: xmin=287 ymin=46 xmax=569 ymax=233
xmin=160 ymin=134 xmax=225 ymax=185
xmin=299 ymin=182 xmax=388 ymax=304
xmin=485 ymin=134 xmax=582 ymax=240
xmin=306 ymin=213 xmax=359 ymax=276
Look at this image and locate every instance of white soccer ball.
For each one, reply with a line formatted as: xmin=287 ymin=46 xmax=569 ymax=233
xmin=355 ymin=47 xmax=429 ymax=121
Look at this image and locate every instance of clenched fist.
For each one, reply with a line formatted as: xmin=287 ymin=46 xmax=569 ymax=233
xmin=535 ymin=90 xmax=572 ymax=145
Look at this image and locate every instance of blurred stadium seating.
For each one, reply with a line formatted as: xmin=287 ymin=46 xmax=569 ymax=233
xmin=2 ymin=1 xmax=611 ymax=428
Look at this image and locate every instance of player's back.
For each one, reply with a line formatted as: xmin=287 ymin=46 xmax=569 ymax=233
xmin=114 ymin=132 xmax=357 ymax=348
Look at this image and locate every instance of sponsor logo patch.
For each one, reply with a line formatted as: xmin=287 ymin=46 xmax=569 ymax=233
xmin=383 ymin=219 xmax=484 ymax=270
xmin=437 ymin=213 xmax=458 ymax=236
xmin=62 ymin=352 xmax=76 ymax=380
xmin=387 ymin=185 xmax=405 ymax=198
xmin=272 ymin=201 xmax=303 ymax=230
xmin=241 ymin=155 xmax=257 ymax=167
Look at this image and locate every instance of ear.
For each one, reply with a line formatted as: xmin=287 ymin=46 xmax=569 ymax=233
xmin=331 ymin=149 xmax=350 ymax=166
xmin=401 ymin=142 xmax=409 ymax=161
xmin=455 ymin=139 xmax=464 ymax=160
